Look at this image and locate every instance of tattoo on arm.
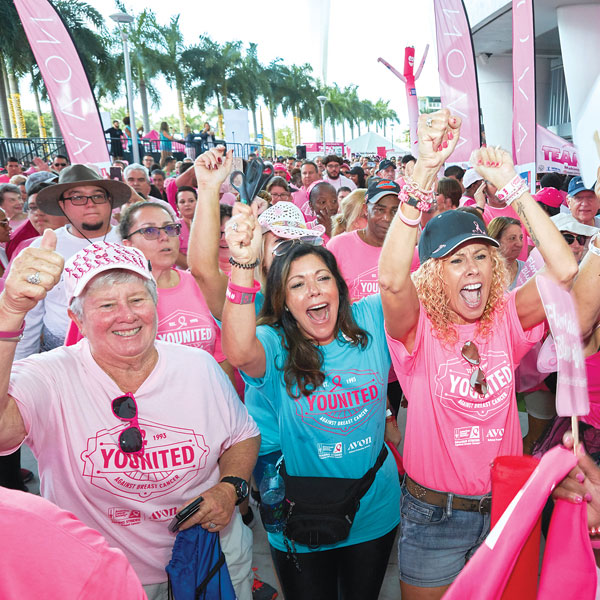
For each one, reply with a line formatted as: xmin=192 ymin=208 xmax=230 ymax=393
xmin=514 ymin=200 xmax=540 ymax=246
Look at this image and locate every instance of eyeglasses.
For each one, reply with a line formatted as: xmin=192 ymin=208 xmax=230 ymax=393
xmin=61 ymin=193 xmax=108 ymax=206
xmin=270 ymin=192 xmax=290 ymax=199
xmin=0 ymin=219 xmax=9 ymax=227
xmin=461 ymin=341 xmax=488 ymax=396
xmin=112 ymin=393 xmax=144 ymax=454
xmin=272 ymin=235 xmax=324 ymax=257
xmin=126 ymin=223 xmax=181 ymax=240
xmin=562 ymin=232 xmax=588 ymax=246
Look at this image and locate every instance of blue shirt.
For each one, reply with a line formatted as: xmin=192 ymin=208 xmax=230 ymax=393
xmin=242 ymin=294 xmax=400 ymax=552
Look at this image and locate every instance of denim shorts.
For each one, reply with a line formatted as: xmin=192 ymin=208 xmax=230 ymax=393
xmin=397 ymin=481 xmax=491 ymax=587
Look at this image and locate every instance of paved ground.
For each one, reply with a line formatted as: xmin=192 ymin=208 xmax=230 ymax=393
xmin=20 ymin=408 xmax=531 ymax=599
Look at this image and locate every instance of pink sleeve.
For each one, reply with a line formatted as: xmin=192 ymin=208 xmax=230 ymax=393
xmin=212 ymin=325 xmax=226 ymax=363
xmin=164 ymin=178 xmax=178 ymax=213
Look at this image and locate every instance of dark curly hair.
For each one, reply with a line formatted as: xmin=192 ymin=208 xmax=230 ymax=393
xmin=258 ymin=244 xmax=369 ymax=398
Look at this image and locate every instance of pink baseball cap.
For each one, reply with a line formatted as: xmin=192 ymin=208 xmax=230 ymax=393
xmin=63 ymin=242 xmax=152 ymax=304
xmin=534 ymin=187 xmax=563 ymax=208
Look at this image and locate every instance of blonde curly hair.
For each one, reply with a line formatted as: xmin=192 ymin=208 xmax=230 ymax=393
xmin=413 ymin=246 xmax=508 ymax=347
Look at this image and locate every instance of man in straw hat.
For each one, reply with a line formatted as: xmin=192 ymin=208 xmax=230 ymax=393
xmin=14 ymin=164 xmax=131 ymax=358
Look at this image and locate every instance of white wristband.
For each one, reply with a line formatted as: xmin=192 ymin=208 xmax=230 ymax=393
xmin=588 ymin=233 xmax=600 ymax=257
xmin=496 ymin=175 xmax=529 ymax=206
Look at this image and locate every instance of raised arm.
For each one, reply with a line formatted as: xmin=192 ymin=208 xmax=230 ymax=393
xmin=221 ymin=203 xmax=266 ymax=379
xmin=0 ymin=229 xmax=64 ymax=451
xmin=573 ymin=232 xmax=600 ymax=354
xmin=379 ymin=109 xmax=462 ymax=347
xmin=187 ymin=147 xmax=233 ymax=320
xmin=471 ymin=147 xmax=578 ymax=330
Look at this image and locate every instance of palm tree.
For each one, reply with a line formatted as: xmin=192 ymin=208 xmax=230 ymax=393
xmin=373 ymin=99 xmax=398 ymax=138
xmin=281 ymin=63 xmax=318 ymax=145
xmin=155 ymin=15 xmax=188 ymax=132
xmin=181 ymin=36 xmax=244 ymax=137
xmin=234 ymin=43 xmax=266 ymax=140
xmin=261 ymin=59 xmax=291 ymax=156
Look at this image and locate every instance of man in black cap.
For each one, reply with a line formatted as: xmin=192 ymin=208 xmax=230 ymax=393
xmin=14 ymin=164 xmax=131 ymax=359
xmin=376 ymin=159 xmax=397 ymax=181
xmin=322 ymin=154 xmax=356 ymax=191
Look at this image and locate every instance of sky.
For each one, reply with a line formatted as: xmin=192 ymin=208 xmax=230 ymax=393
xmin=22 ymin=0 xmax=445 ymax=144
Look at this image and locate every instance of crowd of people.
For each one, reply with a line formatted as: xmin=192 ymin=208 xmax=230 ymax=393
xmin=0 ymin=107 xmax=599 ymax=600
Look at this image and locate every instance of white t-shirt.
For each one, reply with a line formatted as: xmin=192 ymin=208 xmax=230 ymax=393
xmin=15 ymin=225 xmax=120 ymax=359
xmin=323 ymin=174 xmax=357 ymax=191
xmin=6 ymin=339 xmax=259 ymax=584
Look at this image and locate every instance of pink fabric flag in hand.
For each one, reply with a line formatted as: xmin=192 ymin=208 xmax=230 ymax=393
xmin=535 ymin=275 xmax=589 ymax=417
xmin=538 ymin=499 xmax=597 ymax=599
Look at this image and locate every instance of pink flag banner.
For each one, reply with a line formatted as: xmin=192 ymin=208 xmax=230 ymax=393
xmin=433 ymin=0 xmax=481 ymax=164
xmin=515 ymin=247 xmax=544 ymax=287
xmin=535 ymin=274 xmax=589 ymax=417
xmin=537 ymin=125 xmax=579 ymax=175
xmin=512 ymin=0 xmax=536 ymax=192
xmin=14 ymin=0 xmax=110 ymax=170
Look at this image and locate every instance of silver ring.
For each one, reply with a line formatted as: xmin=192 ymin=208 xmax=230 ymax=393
xmin=231 ymin=222 xmax=238 ymax=232
xmin=208 ymin=522 xmax=216 ymax=529
xmin=426 ymin=117 xmax=433 ymax=128
xmin=26 ymin=272 xmax=41 ymax=285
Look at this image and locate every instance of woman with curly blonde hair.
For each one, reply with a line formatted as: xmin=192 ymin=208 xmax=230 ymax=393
xmin=378 ymin=110 xmax=578 ymax=600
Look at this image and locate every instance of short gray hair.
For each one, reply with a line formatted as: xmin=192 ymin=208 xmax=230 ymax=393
xmin=0 ymin=183 xmax=21 ymax=204
xmin=123 ymin=163 xmax=149 ymax=182
xmin=69 ymin=270 xmax=158 ymax=320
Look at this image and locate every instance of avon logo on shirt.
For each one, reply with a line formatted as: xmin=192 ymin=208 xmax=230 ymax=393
xmin=351 ymin=266 xmax=379 ymax=300
xmin=157 ymin=309 xmax=214 ymax=351
xmin=81 ymin=422 xmax=209 ymax=502
xmin=295 ymin=369 xmax=384 ymax=434
xmin=435 ymin=350 xmax=513 ymax=420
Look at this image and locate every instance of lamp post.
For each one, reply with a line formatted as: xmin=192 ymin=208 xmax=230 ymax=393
xmin=317 ymin=95 xmax=327 ymax=155
xmin=110 ymin=11 xmax=140 ymax=164
xmin=390 ymin=123 xmax=395 ymax=149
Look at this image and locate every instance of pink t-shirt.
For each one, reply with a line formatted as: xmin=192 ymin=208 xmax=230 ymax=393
xmin=483 ymin=204 xmax=530 ymax=261
xmin=327 ymin=231 xmax=382 ymax=302
xmin=291 ymin=188 xmax=308 ymax=212
xmin=386 ymin=291 xmax=544 ymax=495
xmin=156 ymin=270 xmax=225 ymax=362
xmin=178 ymin=219 xmax=190 ymax=255
xmin=0 ymin=487 xmax=145 ymax=599
xmin=164 ymin=177 xmax=179 ymax=213
xmin=5 ymin=339 xmax=258 ymax=584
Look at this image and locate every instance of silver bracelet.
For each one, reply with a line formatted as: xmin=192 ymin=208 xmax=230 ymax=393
xmin=588 ymin=233 xmax=600 ymax=257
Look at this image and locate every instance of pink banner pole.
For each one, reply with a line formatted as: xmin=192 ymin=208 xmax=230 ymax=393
xmin=512 ymin=0 xmax=537 ymax=192
xmin=14 ymin=0 xmax=111 ymax=171
xmin=433 ymin=0 xmax=482 ymax=165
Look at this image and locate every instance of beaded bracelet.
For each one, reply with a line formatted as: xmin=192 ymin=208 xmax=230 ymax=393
xmin=403 ymin=177 xmax=436 ymax=202
xmin=496 ymin=175 xmax=529 ymax=206
xmin=0 ymin=320 xmax=26 ymax=343
xmin=399 ymin=190 xmax=431 ymax=213
xmin=226 ymin=278 xmax=261 ymax=305
xmin=229 ymin=256 xmax=260 ymax=270
xmin=397 ymin=203 xmax=422 ymax=227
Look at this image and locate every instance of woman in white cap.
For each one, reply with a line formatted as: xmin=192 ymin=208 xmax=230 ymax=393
xmin=0 ymin=234 xmax=260 ymax=600
xmin=378 ymin=109 xmax=577 ymax=599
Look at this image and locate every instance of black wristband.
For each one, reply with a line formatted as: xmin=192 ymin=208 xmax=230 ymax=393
xmin=229 ymin=256 xmax=260 ymax=270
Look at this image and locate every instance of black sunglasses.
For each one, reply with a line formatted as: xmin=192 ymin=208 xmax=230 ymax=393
xmin=561 ymin=232 xmax=588 ymax=246
xmin=461 ymin=341 xmax=488 ymax=396
xmin=112 ymin=393 xmax=144 ymax=454
xmin=272 ymin=236 xmax=324 ymax=257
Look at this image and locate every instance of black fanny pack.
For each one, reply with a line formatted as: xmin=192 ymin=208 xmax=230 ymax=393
xmin=279 ymin=444 xmax=388 ymax=548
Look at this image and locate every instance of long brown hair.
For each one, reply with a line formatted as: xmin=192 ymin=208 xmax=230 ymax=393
xmin=258 ymin=245 xmax=369 ymax=398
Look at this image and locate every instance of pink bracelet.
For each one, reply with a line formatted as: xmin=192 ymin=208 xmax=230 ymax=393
xmin=397 ymin=204 xmax=422 ymax=227
xmin=226 ymin=278 xmax=261 ymax=305
xmin=496 ymin=175 xmax=529 ymax=206
xmin=399 ymin=190 xmax=431 ymax=213
xmin=0 ymin=320 xmax=25 ymax=342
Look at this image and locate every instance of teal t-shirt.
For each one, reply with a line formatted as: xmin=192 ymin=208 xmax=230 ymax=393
xmin=242 ymin=294 xmax=400 ymax=552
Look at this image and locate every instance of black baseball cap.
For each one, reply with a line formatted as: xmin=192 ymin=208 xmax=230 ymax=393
xmin=418 ymin=210 xmax=499 ymax=263
xmin=377 ymin=159 xmax=395 ymax=172
xmin=365 ymin=178 xmax=400 ymax=204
